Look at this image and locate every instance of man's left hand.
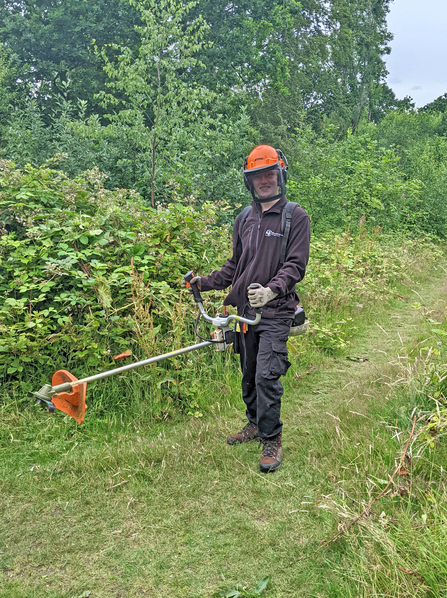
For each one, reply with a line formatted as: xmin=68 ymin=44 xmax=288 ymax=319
xmin=247 ymin=284 xmax=278 ymax=308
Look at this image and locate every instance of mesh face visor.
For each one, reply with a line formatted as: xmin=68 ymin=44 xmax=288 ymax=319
xmin=243 ymin=163 xmax=286 ymax=203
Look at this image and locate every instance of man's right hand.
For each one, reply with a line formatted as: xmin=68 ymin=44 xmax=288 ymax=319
xmin=181 ymin=275 xmax=201 ymax=290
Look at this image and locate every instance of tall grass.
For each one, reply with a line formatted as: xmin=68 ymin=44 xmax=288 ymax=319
xmin=315 ymin=295 xmax=447 ymax=597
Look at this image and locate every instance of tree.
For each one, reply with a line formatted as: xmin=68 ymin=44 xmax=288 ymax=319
xmin=95 ymin=0 xmax=210 ymax=207
xmin=249 ymin=0 xmax=395 ymax=136
xmin=0 ymin=0 xmax=141 ymax=115
xmin=422 ymin=93 xmax=447 ymax=114
xmin=0 ymin=47 xmax=20 ymax=141
xmin=89 ymin=0 xmax=255 ymax=208
xmin=323 ymin=0 xmax=393 ymax=132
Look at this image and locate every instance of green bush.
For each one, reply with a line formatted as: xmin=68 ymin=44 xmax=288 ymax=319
xmin=0 ymin=160 xmax=230 ymax=387
xmin=403 ymin=137 xmax=447 ymax=238
xmin=288 ymin=131 xmax=424 ymax=234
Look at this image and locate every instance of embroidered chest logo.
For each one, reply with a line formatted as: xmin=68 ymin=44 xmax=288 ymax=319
xmin=265 ymin=229 xmax=283 ymax=238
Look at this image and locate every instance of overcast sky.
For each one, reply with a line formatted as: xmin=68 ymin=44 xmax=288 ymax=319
xmin=385 ymin=0 xmax=447 ymax=108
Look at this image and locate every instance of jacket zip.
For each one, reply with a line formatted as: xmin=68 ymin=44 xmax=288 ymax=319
xmin=244 ymin=212 xmax=262 ymax=286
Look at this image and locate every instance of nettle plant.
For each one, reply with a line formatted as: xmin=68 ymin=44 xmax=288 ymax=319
xmin=0 ymin=160 xmax=230 ymax=387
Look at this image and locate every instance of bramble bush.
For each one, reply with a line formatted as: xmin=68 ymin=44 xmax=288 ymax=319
xmin=0 ymin=159 xmax=230 ymax=391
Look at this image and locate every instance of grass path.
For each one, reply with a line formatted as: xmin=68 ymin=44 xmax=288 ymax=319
xmin=1 ymin=268 xmax=446 ymax=598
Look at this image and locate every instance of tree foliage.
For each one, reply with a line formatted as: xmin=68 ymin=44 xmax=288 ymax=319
xmin=1 ymin=0 xmax=396 ymax=132
xmin=0 ymin=0 xmax=141 ymax=115
xmin=1 ymin=0 xmax=447 ymax=235
xmin=422 ymin=93 xmax=447 ymax=114
xmin=187 ymin=0 xmax=297 ymax=94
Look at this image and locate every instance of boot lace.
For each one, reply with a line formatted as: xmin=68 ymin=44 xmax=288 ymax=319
xmin=261 ymin=436 xmax=280 ymax=458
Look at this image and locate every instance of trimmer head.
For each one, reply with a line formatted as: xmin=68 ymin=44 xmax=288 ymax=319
xmin=51 ymin=370 xmax=87 ymax=424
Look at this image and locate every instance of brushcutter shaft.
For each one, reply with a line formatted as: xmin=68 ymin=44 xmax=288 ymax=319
xmin=31 ymin=278 xmax=264 ymax=424
xmin=51 ymin=341 xmax=213 ymax=393
xmin=49 ymin=309 xmax=260 ymax=394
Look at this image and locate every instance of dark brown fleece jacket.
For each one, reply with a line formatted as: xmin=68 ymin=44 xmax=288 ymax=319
xmin=200 ymin=196 xmax=311 ymax=319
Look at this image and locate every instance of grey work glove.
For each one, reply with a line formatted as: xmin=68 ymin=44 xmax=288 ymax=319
xmin=181 ymin=275 xmax=201 ymax=290
xmin=247 ymin=284 xmax=278 ymax=308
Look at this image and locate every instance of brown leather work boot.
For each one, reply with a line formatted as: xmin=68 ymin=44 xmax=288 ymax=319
xmin=259 ymin=433 xmax=282 ymax=473
xmin=226 ymin=422 xmax=258 ymax=445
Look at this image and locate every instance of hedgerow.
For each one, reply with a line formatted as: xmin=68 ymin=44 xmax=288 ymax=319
xmin=0 ymin=160 xmax=230 ymax=388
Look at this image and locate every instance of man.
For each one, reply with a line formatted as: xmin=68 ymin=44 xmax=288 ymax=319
xmin=186 ymin=145 xmax=310 ymax=472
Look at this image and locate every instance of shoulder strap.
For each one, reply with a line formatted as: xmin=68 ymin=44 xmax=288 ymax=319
xmin=280 ymin=202 xmax=299 ymax=265
xmin=236 ymin=206 xmax=252 ymax=263
xmin=238 ymin=206 xmax=252 ymax=238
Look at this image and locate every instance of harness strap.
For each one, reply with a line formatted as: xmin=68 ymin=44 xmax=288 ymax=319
xmin=279 ymin=202 xmax=298 ymax=265
xmin=236 ymin=205 xmax=252 ymax=264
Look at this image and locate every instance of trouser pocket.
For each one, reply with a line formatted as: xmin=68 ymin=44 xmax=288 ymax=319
xmin=263 ymin=341 xmax=291 ymax=379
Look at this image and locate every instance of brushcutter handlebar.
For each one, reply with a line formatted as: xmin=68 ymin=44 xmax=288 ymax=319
xmin=196 ymin=302 xmax=261 ymax=327
xmin=184 ymin=271 xmax=261 ymax=327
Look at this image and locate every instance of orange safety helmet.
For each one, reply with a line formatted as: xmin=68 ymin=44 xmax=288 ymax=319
xmin=243 ymin=145 xmax=288 ymax=202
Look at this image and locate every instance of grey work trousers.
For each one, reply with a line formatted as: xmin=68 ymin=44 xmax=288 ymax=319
xmin=238 ymin=317 xmax=291 ymax=439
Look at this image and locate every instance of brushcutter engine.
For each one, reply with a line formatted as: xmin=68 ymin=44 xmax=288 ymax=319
xmin=29 ymin=272 xmax=260 ymax=424
xmin=210 ymin=325 xmax=234 ymax=352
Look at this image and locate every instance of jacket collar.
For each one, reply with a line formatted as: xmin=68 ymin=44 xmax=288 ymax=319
xmin=253 ymin=195 xmax=287 ymax=215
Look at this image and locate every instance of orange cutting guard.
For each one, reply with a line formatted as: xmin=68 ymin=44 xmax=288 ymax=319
xmin=51 ymin=370 xmax=87 ymax=424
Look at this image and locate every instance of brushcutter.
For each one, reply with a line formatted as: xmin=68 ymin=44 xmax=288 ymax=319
xmin=28 ymin=272 xmax=261 ymax=424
